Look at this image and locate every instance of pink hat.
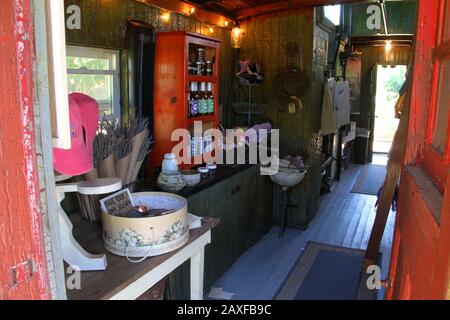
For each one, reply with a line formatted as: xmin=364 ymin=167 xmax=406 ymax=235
xmin=53 ymin=93 xmax=99 ymax=176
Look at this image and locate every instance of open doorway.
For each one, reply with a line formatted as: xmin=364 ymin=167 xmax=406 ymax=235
xmin=373 ymin=65 xmax=407 ymax=153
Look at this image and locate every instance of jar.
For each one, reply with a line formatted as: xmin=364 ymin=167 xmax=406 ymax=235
xmin=206 ymin=61 xmax=213 ymax=76
xmin=207 ymin=163 xmax=217 ymax=175
xmin=198 ymin=167 xmax=209 ymax=179
xmin=162 ymin=153 xmax=179 ymax=173
xmin=157 ymin=171 xmax=185 ymax=192
xmin=188 ymin=63 xmax=197 ymax=75
xmin=196 ymin=61 xmax=205 ymax=75
xmin=197 ymin=48 xmax=206 ymax=62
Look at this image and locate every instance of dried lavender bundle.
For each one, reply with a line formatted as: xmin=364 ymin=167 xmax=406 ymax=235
xmin=129 ymin=115 xmax=149 ymax=137
xmin=138 ymin=135 xmax=154 ymax=161
xmin=93 ymin=132 xmax=114 ymax=165
xmin=114 ymin=136 xmax=132 ymax=160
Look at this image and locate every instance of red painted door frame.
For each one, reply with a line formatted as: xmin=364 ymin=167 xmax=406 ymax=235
xmin=387 ymin=0 xmax=450 ymax=299
xmin=0 ymin=0 xmax=50 ymax=299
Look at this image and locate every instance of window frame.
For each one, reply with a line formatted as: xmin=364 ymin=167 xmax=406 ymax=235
xmin=66 ymin=45 xmax=121 ymax=121
xmin=423 ymin=0 xmax=450 ymax=192
xmin=316 ymin=6 xmax=340 ymax=33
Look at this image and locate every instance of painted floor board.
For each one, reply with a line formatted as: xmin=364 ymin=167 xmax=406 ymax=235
xmin=207 ymin=160 xmax=396 ymax=300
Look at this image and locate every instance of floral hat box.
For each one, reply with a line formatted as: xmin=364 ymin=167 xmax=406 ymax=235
xmin=101 ymin=192 xmax=189 ymax=258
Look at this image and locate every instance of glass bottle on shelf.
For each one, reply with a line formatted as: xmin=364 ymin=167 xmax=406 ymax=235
xmin=198 ymin=82 xmax=207 ymax=115
xmin=206 ymin=83 xmax=214 ymax=115
xmin=196 ymin=48 xmax=206 ymax=75
xmin=206 ymin=61 xmax=213 ymax=76
xmin=189 ymin=82 xmax=199 ymax=117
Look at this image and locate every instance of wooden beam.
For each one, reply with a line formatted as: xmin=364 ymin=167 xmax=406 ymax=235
xmin=234 ymin=0 xmax=361 ymax=19
xmin=351 ymin=35 xmax=414 ymax=47
xmin=141 ymin=0 xmax=233 ymax=26
xmin=364 ymin=75 xmax=412 ymax=267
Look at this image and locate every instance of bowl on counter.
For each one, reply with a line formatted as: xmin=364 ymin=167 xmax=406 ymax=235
xmin=180 ymin=170 xmax=201 ymax=187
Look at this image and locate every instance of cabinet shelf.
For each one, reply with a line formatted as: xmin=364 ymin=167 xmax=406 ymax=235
xmin=188 ymin=75 xmax=218 ymax=83
xmin=150 ymin=31 xmax=221 ymax=175
xmin=187 ymin=114 xmax=216 ymax=125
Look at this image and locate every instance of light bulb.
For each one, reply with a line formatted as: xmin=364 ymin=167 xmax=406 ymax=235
xmin=224 ymin=21 xmax=229 ymax=27
xmin=209 ymin=27 xmax=214 ymax=33
xmin=161 ymin=12 xmax=170 ymax=22
xmin=385 ymin=40 xmax=392 ymax=52
xmin=190 ymin=7 xmax=195 ymax=14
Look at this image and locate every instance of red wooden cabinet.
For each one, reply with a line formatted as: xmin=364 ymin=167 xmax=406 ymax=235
xmin=149 ymin=31 xmax=221 ymax=175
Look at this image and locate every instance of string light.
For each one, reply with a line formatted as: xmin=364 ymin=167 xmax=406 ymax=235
xmin=158 ymin=6 xmax=232 ymax=35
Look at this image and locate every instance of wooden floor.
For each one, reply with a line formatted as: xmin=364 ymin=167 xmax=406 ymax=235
xmin=207 ymin=161 xmax=396 ymax=300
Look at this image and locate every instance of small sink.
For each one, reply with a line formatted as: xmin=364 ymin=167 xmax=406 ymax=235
xmin=260 ymin=159 xmax=307 ymax=188
xmin=270 ymin=169 xmax=307 ymax=188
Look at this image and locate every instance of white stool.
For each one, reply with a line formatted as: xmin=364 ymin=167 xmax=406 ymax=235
xmin=55 ymin=176 xmax=122 ymax=271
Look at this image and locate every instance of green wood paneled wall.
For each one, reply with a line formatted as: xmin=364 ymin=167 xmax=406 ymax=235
xmin=238 ymin=9 xmax=315 ymax=154
xmin=64 ymin=0 xmax=233 ymax=124
xmin=237 ymin=9 xmax=322 ymax=228
xmin=348 ymin=0 xmax=418 ymax=36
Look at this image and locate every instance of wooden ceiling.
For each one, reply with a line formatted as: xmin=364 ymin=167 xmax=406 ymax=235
xmin=188 ymin=0 xmax=362 ymax=19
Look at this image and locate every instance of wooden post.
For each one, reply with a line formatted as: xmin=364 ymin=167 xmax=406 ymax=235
xmin=363 ymin=88 xmax=411 ymax=267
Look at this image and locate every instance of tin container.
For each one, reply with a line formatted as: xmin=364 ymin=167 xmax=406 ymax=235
xmin=102 ymin=192 xmax=189 ymax=258
xmin=198 ymin=167 xmax=209 ymax=179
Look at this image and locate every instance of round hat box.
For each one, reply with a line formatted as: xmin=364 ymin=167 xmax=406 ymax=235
xmin=101 ymin=192 xmax=189 ymax=258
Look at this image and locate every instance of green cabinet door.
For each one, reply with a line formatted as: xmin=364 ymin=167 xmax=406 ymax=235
xmin=166 ymin=165 xmax=274 ymax=299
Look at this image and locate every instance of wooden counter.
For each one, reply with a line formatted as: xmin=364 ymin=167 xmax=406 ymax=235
xmin=66 ymin=217 xmax=219 ymax=300
xmin=66 ymin=165 xmax=273 ymax=300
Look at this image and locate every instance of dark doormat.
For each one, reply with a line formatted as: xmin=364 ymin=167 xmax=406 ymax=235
xmin=351 ymin=164 xmax=387 ymax=196
xmin=274 ymin=241 xmax=379 ymax=300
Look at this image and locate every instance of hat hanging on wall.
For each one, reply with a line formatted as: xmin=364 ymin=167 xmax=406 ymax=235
xmin=53 ymin=93 xmax=99 ymax=176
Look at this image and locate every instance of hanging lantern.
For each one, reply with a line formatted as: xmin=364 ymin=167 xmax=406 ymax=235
xmin=231 ymin=25 xmax=243 ymax=49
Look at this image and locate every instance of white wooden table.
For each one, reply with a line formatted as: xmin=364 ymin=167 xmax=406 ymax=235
xmin=66 ymin=217 xmax=219 ymax=300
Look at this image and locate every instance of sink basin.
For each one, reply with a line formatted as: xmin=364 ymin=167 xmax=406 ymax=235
xmin=270 ymin=168 xmax=307 ymax=188
xmin=260 ymin=159 xmax=307 ymax=188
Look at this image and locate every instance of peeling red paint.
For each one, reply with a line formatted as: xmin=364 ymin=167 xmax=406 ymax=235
xmin=388 ymin=0 xmax=450 ymax=299
xmin=0 ymin=0 xmax=50 ymax=299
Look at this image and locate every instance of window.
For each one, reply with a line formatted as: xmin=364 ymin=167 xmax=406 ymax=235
xmin=66 ymin=46 xmax=121 ymax=120
xmin=324 ymin=5 xmax=341 ymax=26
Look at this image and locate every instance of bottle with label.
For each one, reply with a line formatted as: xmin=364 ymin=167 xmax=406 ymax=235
xmin=189 ymin=82 xmax=199 ymax=117
xmin=198 ymin=82 xmax=207 ymax=115
xmin=206 ymin=83 xmax=214 ymax=115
